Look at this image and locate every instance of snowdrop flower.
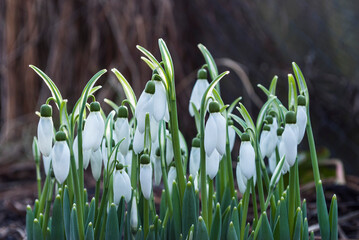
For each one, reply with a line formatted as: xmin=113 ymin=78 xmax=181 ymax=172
xmin=167 ymin=165 xmax=177 ymax=194
xmin=37 ymin=104 xmax=54 ymax=157
xmin=268 ymin=152 xmax=276 ymax=174
xmin=101 ymin=139 xmax=108 ymax=169
xmin=206 ymin=149 xmax=220 ymax=179
xmin=296 ymin=95 xmax=307 ymax=144
xmin=189 ymin=138 xmax=200 ymax=177
xmin=189 ymin=69 xmax=209 ymax=116
xmin=114 ymin=106 xmax=130 ymax=156
xmin=73 ymin=136 xmax=91 ymax=169
xmin=204 ymin=101 xmax=226 ymax=157
xmin=52 ymin=131 xmax=70 ymax=184
xmin=130 ymin=195 xmax=138 ymax=231
xmin=238 ymin=133 xmax=256 ymax=180
xmin=43 ymin=155 xmax=51 ymax=176
xmin=277 ymin=127 xmax=290 ymax=174
xmin=125 ymin=144 xmax=133 ymax=178
xmin=228 ymin=120 xmax=236 ymax=152
xmin=265 ymin=116 xmax=278 ymax=157
xmin=152 ymin=74 xmax=169 ymax=122
xmin=139 ymin=154 xmax=152 ymax=199
xmin=90 ymin=148 xmax=102 ymax=181
xmin=153 ymin=147 xmax=162 ymax=186
xmin=259 ymin=125 xmax=270 ymax=159
xmin=133 ymin=127 xmax=144 ymax=154
xmin=166 ymin=134 xmax=174 ymax=165
xmin=113 ymin=164 xmax=132 ymax=204
xmin=236 ymin=162 xmax=247 ymax=194
xmin=135 ymin=81 xmax=155 ymax=133
xmin=282 ymin=111 xmax=298 ymax=167
xmin=83 ymin=102 xmax=105 ymax=151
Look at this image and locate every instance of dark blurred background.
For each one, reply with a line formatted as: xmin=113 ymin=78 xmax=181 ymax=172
xmin=1 ymin=0 xmax=359 ymax=176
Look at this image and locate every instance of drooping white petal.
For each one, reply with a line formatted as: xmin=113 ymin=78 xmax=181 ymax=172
xmin=228 ymin=126 xmax=236 ymax=151
xmin=153 ymin=81 xmax=167 ymax=122
xmin=115 ymin=118 xmax=130 ymax=156
xmin=166 ymin=136 xmax=174 ymax=165
xmin=236 ymin=162 xmax=247 ymax=194
xmin=267 ymin=125 xmax=278 ymax=158
xmin=73 ymin=136 xmax=79 ymax=169
xmin=213 ymin=112 xmax=226 ymax=156
xmin=125 ymin=151 xmax=132 ymax=178
xmin=43 ymin=154 xmax=51 ymax=176
xmin=154 ymin=155 xmax=162 ymax=186
xmin=130 ymin=196 xmax=138 ymax=230
xmin=282 ymin=124 xmax=298 ymax=167
xmin=37 ymin=117 xmax=54 ymax=157
xmin=193 ymin=174 xmax=199 ymax=191
xmin=52 ymin=141 xmax=70 ymax=184
xmin=135 ymin=92 xmax=153 ymax=133
xmin=117 ymin=151 xmax=126 ymax=165
xmin=167 ymin=166 xmax=177 ymax=194
xmin=189 ymin=147 xmax=200 ymax=177
xmin=204 ymin=114 xmax=217 ymax=157
xmin=239 ymin=141 xmax=256 ymax=180
xmin=133 ymin=127 xmax=144 ymax=154
xmin=140 ymin=163 xmax=153 ymax=199
xmin=83 ymin=112 xmax=105 ymax=151
xmin=206 ymin=150 xmax=220 ymax=179
xmin=189 ymin=79 xmax=209 ymax=116
xmin=268 ymin=151 xmax=276 ymax=174
xmin=101 ymin=140 xmax=108 ymax=170
xmin=83 ymin=149 xmax=91 ymax=169
xmin=259 ymin=130 xmax=270 ymax=159
xmin=150 ymin=117 xmax=159 ymax=142
xmin=90 ymin=148 xmax=102 ymax=181
xmin=113 ymin=170 xmax=132 ymax=204
xmin=296 ymin=106 xmax=307 ymax=144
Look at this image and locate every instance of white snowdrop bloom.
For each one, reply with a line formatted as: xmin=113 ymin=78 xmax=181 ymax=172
xmin=43 ymin=154 xmax=51 ymax=176
xmin=238 ymin=133 xmax=256 ymax=180
xmin=83 ymin=102 xmax=105 ymax=151
xmin=167 ymin=166 xmax=177 ymax=194
xmin=130 ymin=195 xmax=138 ymax=230
xmin=266 ymin=116 xmax=278 ymax=157
xmin=52 ymin=131 xmax=70 ymax=184
xmin=125 ymin=150 xmax=132 ymax=178
xmin=90 ymin=148 xmax=102 ymax=181
xmin=268 ymin=151 xmax=276 ymax=174
xmin=193 ymin=175 xmax=199 ymax=191
xmin=154 ymin=151 xmax=162 ymax=186
xmin=189 ymin=69 xmax=209 ymax=116
xmin=101 ymin=139 xmax=108 ymax=170
xmin=189 ymin=138 xmax=200 ymax=177
xmin=228 ymin=120 xmax=236 ymax=151
xmin=282 ymin=111 xmax=298 ymax=167
xmin=73 ymin=136 xmax=91 ymax=169
xmin=152 ymin=75 xmax=169 ymax=122
xmin=150 ymin=116 xmax=159 ymax=142
xmin=206 ymin=149 xmax=220 ymax=180
xmin=259 ymin=126 xmax=270 ymax=159
xmin=135 ymin=81 xmax=155 ymax=133
xmin=113 ymin=166 xmax=132 ymax=204
xmin=37 ymin=104 xmax=54 ymax=157
xmin=115 ymin=106 xmax=130 ymax=156
xmin=166 ymin=135 xmax=174 ymax=165
xmin=278 ymin=133 xmax=289 ymax=174
xmin=139 ymin=154 xmax=152 ymax=199
xmin=236 ymin=162 xmax=247 ymax=194
xmin=133 ymin=127 xmax=144 ymax=154
xmin=204 ymin=102 xmax=226 ymax=157
xmin=296 ymin=96 xmax=307 ymax=144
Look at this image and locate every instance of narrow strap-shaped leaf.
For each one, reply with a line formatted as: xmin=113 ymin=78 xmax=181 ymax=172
xmin=198 ymin=44 xmax=219 ymax=81
xmin=302 ymin=199 xmax=307 ymax=224
xmin=243 ymin=223 xmax=250 ymax=240
xmin=269 ymin=75 xmax=278 ymax=96
xmin=257 ymin=84 xmax=270 ymax=97
xmin=186 ymin=224 xmax=194 ymax=240
xmin=117 ymin=197 xmax=126 ymax=238
xmin=279 ymin=197 xmax=290 ymax=240
xmin=231 ymin=207 xmax=240 ymax=239
xmin=302 ymin=218 xmax=308 ymax=240
xmin=288 ymin=74 xmax=298 ymax=111
xmin=26 ymin=206 xmax=34 ymax=240
xmin=220 ymin=206 xmax=231 ymax=240
xmin=210 ymin=203 xmax=222 ymax=240
xmin=172 ymin=181 xmax=182 ymax=239
xmin=106 ymin=203 xmax=120 ymax=239
xmin=158 ymin=39 xmax=174 ymax=84
xmin=136 ymin=227 xmax=144 ymax=240
xmin=111 ymin=68 xmax=137 ymax=108
xmin=329 ymin=195 xmax=338 ymax=240
xmin=85 ymin=198 xmax=95 ymax=233
xmin=221 ymin=186 xmax=231 ymax=214
xmin=104 ymin=98 xmax=119 ymax=111
xmin=33 ymin=219 xmax=43 ymax=240
xmin=51 ymin=195 xmax=64 ymax=240
xmin=63 ymin=186 xmax=71 ymax=240
xmin=292 ymin=62 xmax=309 ymax=104
xmin=273 ymin=216 xmax=280 ymax=240
xmin=196 ymin=217 xmax=209 ymax=240
xmin=85 ymin=222 xmax=94 ymax=240
xmin=182 ymin=182 xmax=197 ymax=238
xmin=310 ymin=231 xmax=315 ymax=240
xmin=260 ymin=212 xmax=273 ymax=240
xmin=255 ymin=96 xmax=277 ymax=134
xmin=227 ymin=222 xmax=238 ymax=240
xmin=316 ymin=181 xmax=330 ymax=240
xmin=293 ymin=208 xmax=302 ymax=240
xmin=70 ymin=205 xmax=79 ymax=240
xmin=228 ymin=97 xmax=242 ymax=114
xmin=237 ymin=103 xmax=255 ymax=133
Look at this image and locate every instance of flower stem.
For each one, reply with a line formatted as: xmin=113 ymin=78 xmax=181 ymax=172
xmin=225 ymin=137 xmax=235 ymax=197
xmin=288 ymin=162 xmax=297 ymax=238
xmin=42 ymin=179 xmax=54 ymax=237
xmin=306 ymin=113 xmax=321 ymax=185
xmin=94 ymin=179 xmax=100 ymax=220
xmin=35 ymin=161 xmax=42 ymax=199
xmin=254 ymin=141 xmax=266 ymax=213
xmin=207 ymin=178 xmax=214 ymax=233
xmin=143 ymin=198 xmax=149 ymax=238
xmin=240 ymin=180 xmax=251 ymax=240
xmin=200 ymin=120 xmax=208 ymax=227
xmin=251 ymin=180 xmax=258 ymax=225
xmin=131 ymin=152 xmax=138 ymax=189
xmin=94 ymin=185 xmax=108 ymax=239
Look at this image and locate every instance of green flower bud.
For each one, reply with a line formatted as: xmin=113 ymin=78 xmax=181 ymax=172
xmin=140 ymin=154 xmax=150 ymax=164
xmin=268 ymin=110 xmax=276 ymax=118
xmin=117 ymin=106 xmax=128 ymax=118
xmin=55 ymin=131 xmax=67 ymax=141
xmin=155 ymin=147 xmax=160 ymax=157
xmin=116 ymin=163 xmax=124 ymax=170
xmin=40 ymin=104 xmax=52 ymax=117
xmin=263 ymin=125 xmax=270 ymax=131
xmin=192 ymin=138 xmax=200 ymax=148
xmin=265 ymin=116 xmax=273 ymax=124
xmin=152 ymin=74 xmax=162 ymax=82
xmin=298 ymin=95 xmax=306 ymax=106
xmin=277 ymin=127 xmax=284 ymax=136
xmin=144 ymin=81 xmax=155 ymax=94
xmin=285 ymin=111 xmax=296 ymax=124
xmin=90 ymin=101 xmax=100 ymax=112
xmin=241 ymin=133 xmax=250 ymax=142
xmin=228 ymin=119 xmax=234 ymax=126
xmin=197 ymin=69 xmax=207 ymax=79
xmin=208 ymin=102 xmax=220 ymax=113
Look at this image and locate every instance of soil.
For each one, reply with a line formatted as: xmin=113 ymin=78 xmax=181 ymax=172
xmin=0 ymin=161 xmax=358 ymax=240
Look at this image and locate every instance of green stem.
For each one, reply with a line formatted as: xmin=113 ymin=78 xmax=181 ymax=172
xmin=251 ymin=180 xmax=258 ymax=224
xmin=143 ymin=198 xmax=149 ymax=238
xmin=94 ymin=185 xmax=108 ymax=239
xmin=295 ymin=161 xmax=301 ymax=208
xmin=36 ymin=161 xmax=42 ymax=199
xmin=95 ymin=180 xmax=100 ymax=221
xmin=199 ymin=124 xmax=208 ymax=228
xmin=219 ymin=157 xmax=226 ymax=199
xmin=288 ymin=163 xmax=296 ymax=238
xmin=42 ymin=179 xmax=54 ymax=237
xmin=254 ymin=142 xmax=266 ymax=213
xmin=131 ymin=151 xmax=138 ymax=189
xmin=225 ymin=123 xmax=235 ymax=197
xmin=240 ymin=179 xmax=251 ymax=240
xmin=306 ymin=113 xmax=321 ymax=185
xmin=160 ymin=151 xmax=173 ymax=215
xmin=36 ymin=171 xmax=50 ymax=218
xmin=207 ymin=178 xmax=214 ymax=233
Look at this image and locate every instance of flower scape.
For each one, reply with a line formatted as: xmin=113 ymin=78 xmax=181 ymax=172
xmin=27 ymin=39 xmax=338 ymax=240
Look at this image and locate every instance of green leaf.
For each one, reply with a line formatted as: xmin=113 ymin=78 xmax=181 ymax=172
xmin=288 ymin=74 xmax=298 ymax=111
xmin=228 ymin=97 xmax=242 ymax=114
xmin=269 ymin=75 xmax=278 ymax=95
xmin=29 ymin=65 xmax=63 ymax=108
xmin=51 ymin=195 xmax=64 ymax=240
xmin=237 ymin=103 xmax=255 ymax=133
xmin=257 ymin=212 xmax=273 ymax=240
xmin=273 ymin=216 xmax=280 ymax=240
xmin=63 ymin=186 xmax=71 ymax=240
xmin=221 ymin=206 xmax=231 ymax=240
xmin=171 ymin=181 xmax=182 ymax=239
xmin=269 ymin=155 xmax=286 ymax=189
xmin=85 ymin=198 xmax=95 ymax=234
xmin=111 ymin=68 xmax=137 ymax=108
xmin=227 ymin=222 xmax=238 ymax=240
xmin=293 ymin=208 xmax=302 ymax=240
xmin=279 ymin=197 xmax=290 ymax=240
xmin=229 ymin=113 xmax=247 ymax=132
xmin=26 ymin=206 xmax=34 ymax=240
xmin=310 ymin=231 xmax=314 ymax=240
xmin=255 ymin=96 xmax=277 ymax=134
xmin=85 ymin=222 xmax=94 ymax=240
xmin=316 ymin=181 xmax=330 ymax=240
xmin=182 ymin=182 xmax=197 ymax=238
xmin=210 ymin=203 xmax=222 ymax=240
xmin=104 ymin=98 xmax=119 ymax=111
xmin=292 ymin=62 xmax=309 ymax=105
xmin=231 ymin=207 xmax=240 ymax=239
xmin=158 ymin=39 xmax=174 ymax=84
xmin=33 ymin=219 xmax=43 ymax=240
xmin=257 ymin=84 xmax=270 ymax=97
xmin=196 ymin=217 xmax=209 ymax=240
xmin=329 ymin=195 xmax=338 ymax=240
xmin=198 ymin=44 xmax=219 ymax=81
xmin=70 ymin=205 xmax=79 ymax=240
xmin=106 ymin=203 xmax=120 ymax=239
xmin=117 ymin=197 xmax=126 ymax=238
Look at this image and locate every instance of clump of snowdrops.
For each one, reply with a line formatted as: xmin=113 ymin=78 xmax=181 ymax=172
xmin=27 ymin=39 xmax=338 ymax=240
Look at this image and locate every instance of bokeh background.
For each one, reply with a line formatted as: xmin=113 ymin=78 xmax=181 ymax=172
xmin=1 ymin=0 xmax=359 ymax=237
